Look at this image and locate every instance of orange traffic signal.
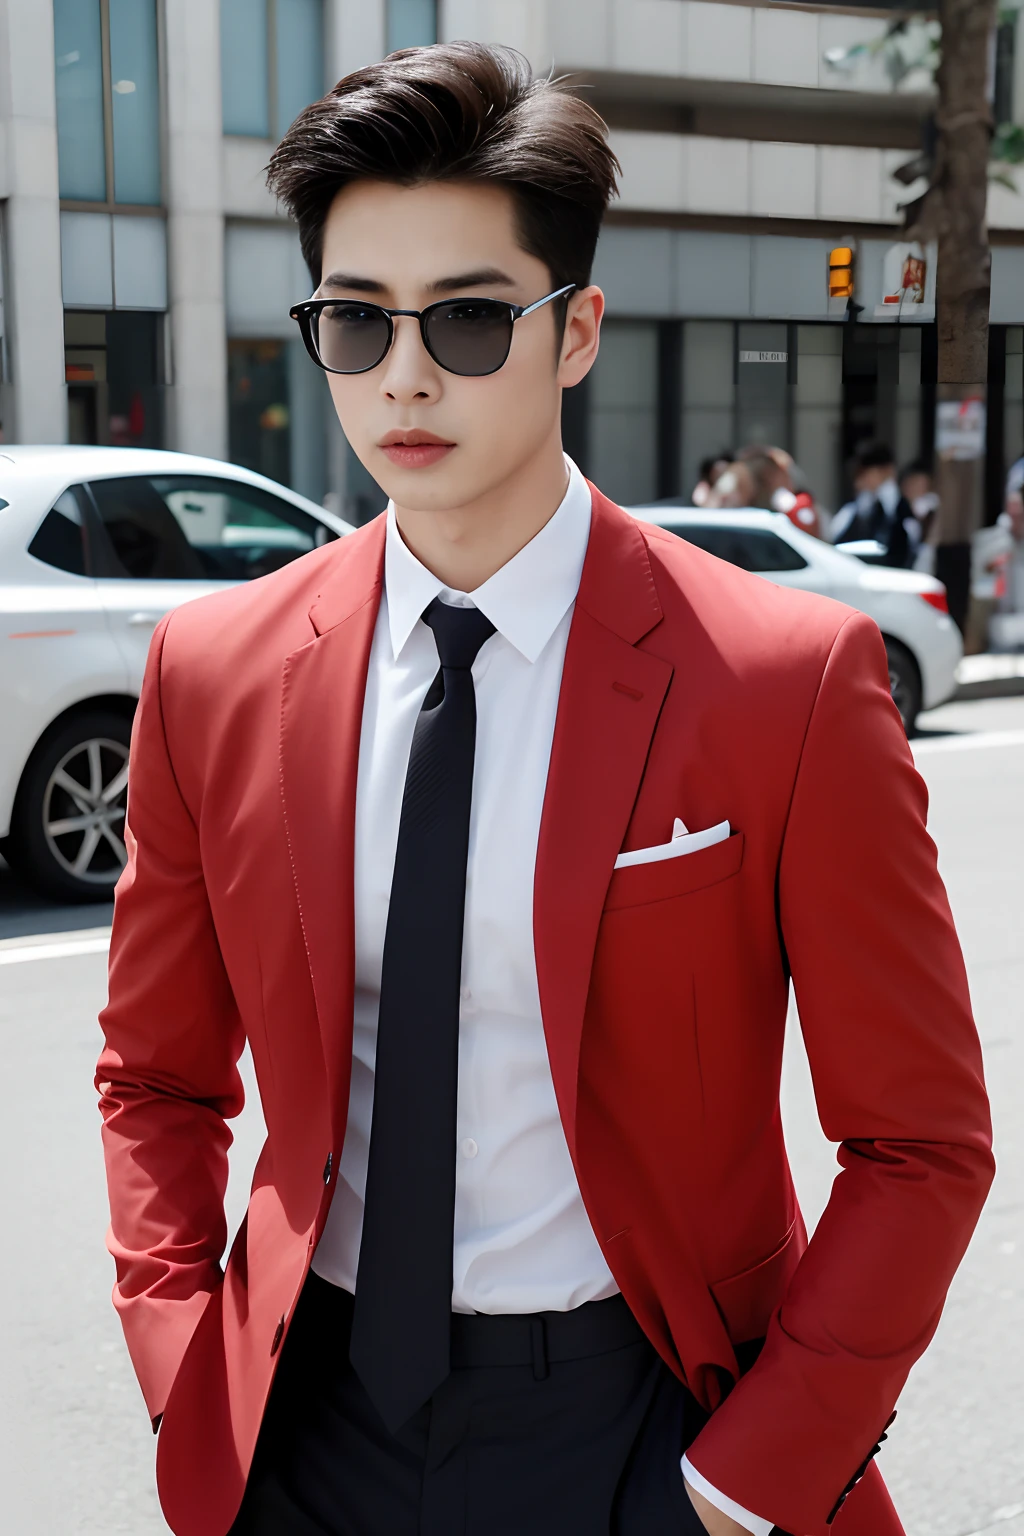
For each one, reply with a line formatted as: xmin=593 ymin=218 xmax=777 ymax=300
xmin=829 ymin=246 xmax=854 ymax=299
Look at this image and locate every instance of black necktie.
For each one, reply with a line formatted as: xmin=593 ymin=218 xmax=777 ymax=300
xmin=349 ymin=598 xmax=496 ymax=1432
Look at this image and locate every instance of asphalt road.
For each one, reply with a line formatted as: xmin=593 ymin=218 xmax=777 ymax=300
xmin=1 ymin=693 xmax=1022 ymax=1536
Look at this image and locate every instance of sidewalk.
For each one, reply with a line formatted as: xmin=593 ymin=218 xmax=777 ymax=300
xmin=956 ymin=653 xmax=1024 ymax=700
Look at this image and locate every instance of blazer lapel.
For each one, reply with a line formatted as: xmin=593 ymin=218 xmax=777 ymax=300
xmin=279 ymin=518 xmax=386 ymax=1120
xmin=535 ymin=489 xmax=673 ymax=1155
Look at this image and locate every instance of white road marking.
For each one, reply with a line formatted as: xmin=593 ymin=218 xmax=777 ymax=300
xmin=913 ymin=728 xmax=1024 ymax=755
xmin=0 ymin=928 xmax=111 ymax=965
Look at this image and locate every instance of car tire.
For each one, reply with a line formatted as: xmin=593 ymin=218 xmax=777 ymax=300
xmin=6 ymin=710 xmax=132 ymax=903
xmin=883 ymin=638 xmax=922 ymax=736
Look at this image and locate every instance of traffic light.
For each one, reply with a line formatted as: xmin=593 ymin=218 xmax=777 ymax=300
xmin=828 ymin=247 xmax=854 ymax=299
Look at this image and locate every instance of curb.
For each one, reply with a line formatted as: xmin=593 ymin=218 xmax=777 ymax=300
xmin=954 ymin=655 xmax=1024 ymax=701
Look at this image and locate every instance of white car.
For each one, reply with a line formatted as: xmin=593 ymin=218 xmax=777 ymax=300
xmin=0 ymin=446 xmax=354 ymax=902
xmin=628 ymin=505 xmax=962 ymax=734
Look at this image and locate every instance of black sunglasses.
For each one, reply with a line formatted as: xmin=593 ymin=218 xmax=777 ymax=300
xmin=288 ymin=284 xmax=576 ymax=378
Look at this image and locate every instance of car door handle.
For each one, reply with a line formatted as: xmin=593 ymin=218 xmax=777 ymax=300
xmin=127 ymin=612 xmax=163 ymax=628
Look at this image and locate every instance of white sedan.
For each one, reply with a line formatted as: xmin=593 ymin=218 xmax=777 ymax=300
xmin=628 ymin=505 xmax=962 ymax=734
xmin=0 ymin=446 xmax=354 ymax=902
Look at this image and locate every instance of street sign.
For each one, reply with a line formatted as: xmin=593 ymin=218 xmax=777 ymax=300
xmin=936 ymin=397 xmax=986 ymax=461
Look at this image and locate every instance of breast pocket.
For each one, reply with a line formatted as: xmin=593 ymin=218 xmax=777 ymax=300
xmin=604 ymin=831 xmax=745 ymax=912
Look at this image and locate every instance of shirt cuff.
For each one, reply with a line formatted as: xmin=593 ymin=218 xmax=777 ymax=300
xmin=681 ymin=1454 xmax=774 ymax=1536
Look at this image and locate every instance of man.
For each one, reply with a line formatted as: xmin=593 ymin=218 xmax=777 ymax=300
xmin=830 ymin=442 xmax=917 ymax=568
xmin=96 ymin=42 xmax=993 ymax=1536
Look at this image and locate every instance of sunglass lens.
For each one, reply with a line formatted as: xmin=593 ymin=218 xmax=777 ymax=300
xmin=314 ymin=303 xmax=391 ymax=372
xmin=424 ymin=301 xmax=514 ymax=376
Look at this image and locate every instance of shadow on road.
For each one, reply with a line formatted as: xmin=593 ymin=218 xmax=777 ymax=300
xmin=0 ymin=857 xmax=113 ymax=943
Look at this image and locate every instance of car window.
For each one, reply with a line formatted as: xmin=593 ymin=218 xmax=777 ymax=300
xmin=88 ymin=474 xmax=336 ymax=581
xmin=664 ymin=523 xmax=808 ymax=573
xmin=27 ymin=488 xmax=89 ymax=576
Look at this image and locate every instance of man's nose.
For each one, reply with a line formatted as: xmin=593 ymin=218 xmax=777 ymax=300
xmin=380 ymin=314 xmax=441 ymax=404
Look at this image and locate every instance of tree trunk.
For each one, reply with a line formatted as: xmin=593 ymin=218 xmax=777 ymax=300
xmin=931 ymin=0 xmax=996 ymax=631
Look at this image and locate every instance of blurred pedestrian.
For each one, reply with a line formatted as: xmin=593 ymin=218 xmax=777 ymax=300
xmin=831 ymin=441 xmax=917 ymax=569
xmin=738 ymin=445 xmax=822 ymax=537
xmin=899 ymin=460 xmax=939 ymax=574
xmin=691 ymin=450 xmax=733 ymax=507
xmin=704 ymin=458 xmax=754 ymax=508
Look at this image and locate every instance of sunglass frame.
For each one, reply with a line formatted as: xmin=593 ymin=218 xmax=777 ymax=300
xmin=288 ymin=284 xmax=577 ymax=377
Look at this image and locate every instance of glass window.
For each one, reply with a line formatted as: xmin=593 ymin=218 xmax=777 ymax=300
xmin=276 ymin=0 xmax=323 ymax=134
xmin=109 ymin=0 xmax=161 ymax=205
xmin=27 ymin=489 xmax=89 ymax=576
xmin=54 ymin=0 xmax=107 ymax=202
xmin=663 ymin=524 xmax=808 ymax=573
xmin=65 ymin=311 xmax=164 ymax=449
xmin=386 ymin=0 xmax=438 ymax=52
xmin=89 ymin=474 xmax=334 ymax=582
xmin=586 ymin=320 xmax=659 ymax=506
xmin=229 ymin=340 xmax=292 ymax=488
xmin=221 ymin=0 xmax=323 ymax=138
xmin=221 ymin=0 xmax=271 ymax=137
xmin=681 ymin=321 xmax=736 ymax=501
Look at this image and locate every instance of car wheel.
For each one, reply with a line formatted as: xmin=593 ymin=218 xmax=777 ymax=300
xmin=884 ymin=638 xmax=922 ymax=736
xmin=7 ymin=711 xmax=132 ymax=902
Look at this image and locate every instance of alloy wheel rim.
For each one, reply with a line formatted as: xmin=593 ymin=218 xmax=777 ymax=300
xmin=42 ymin=737 xmax=129 ymax=884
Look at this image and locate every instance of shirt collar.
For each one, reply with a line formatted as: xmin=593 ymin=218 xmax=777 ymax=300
xmin=876 ymin=477 xmax=901 ymax=516
xmin=383 ymin=456 xmax=593 ymax=664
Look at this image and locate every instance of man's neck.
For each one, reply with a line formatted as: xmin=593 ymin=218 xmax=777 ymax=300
xmin=392 ymin=430 xmax=571 ymax=593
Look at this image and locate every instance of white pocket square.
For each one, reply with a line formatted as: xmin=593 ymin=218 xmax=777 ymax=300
xmin=614 ymin=817 xmax=731 ymax=870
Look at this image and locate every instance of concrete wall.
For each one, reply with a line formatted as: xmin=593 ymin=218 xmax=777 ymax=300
xmin=0 ymin=0 xmax=65 ymax=443
xmin=610 ymin=130 xmax=909 ymax=224
xmin=594 ymin=225 xmax=1024 ymax=324
xmin=440 ymin=0 xmax=929 ymax=99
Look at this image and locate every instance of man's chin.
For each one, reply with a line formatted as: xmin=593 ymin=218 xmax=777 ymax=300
xmin=373 ymin=454 xmax=492 ymax=515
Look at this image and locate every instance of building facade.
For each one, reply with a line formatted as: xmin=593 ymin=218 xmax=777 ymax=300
xmin=1 ymin=0 xmax=1023 ymax=521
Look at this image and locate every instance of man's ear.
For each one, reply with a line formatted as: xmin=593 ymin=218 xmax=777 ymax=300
xmin=557 ymin=286 xmax=604 ymax=389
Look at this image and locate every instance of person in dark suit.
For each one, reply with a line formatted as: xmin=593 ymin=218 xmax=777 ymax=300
xmin=831 ymin=441 xmax=918 ymax=568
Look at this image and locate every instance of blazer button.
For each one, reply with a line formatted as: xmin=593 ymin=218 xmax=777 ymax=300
xmin=270 ymin=1317 xmax=285 ymax=1356
xmin=323 ymin=1152 xmax=333 ymax=1185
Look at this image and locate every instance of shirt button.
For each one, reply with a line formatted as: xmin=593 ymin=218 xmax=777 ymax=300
xmin=460 ymin=1138 xmax=479 ymax=1159
xmin=460 ymin=986 xmax=472 ymax=1002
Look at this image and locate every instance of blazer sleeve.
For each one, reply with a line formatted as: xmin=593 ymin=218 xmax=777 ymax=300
xmin=684 ymin=611 xmax=994 ymax=1536
xmin=96 ymin=611 xmax=246 ymax=1427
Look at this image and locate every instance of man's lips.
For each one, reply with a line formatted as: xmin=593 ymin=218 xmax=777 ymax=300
xmin=378 ymin=430 xmax=456 ymax=468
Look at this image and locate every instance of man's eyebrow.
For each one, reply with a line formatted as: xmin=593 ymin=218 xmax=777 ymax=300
xmin=425 ymin=267 xmax=517 ymax=294
xmin=319 ymin=272 xmax=388 ymax=294
xmin=318 ymin=266 xmax=519 ymax=297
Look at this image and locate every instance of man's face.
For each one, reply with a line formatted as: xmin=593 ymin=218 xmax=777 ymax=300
xmin=901 ymin=471 xmax=931 ymax=505
xmin=314 ymin=179 xmax=601 ymax=512
xmin=854 ymin=463 xmax=895 ymax=496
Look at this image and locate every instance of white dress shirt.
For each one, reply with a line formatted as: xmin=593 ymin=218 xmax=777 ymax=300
xmin=310 ymin=457 xmax=770 ymax=1536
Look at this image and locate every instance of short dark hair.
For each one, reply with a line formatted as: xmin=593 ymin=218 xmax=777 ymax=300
xmin=699 ymin=451 xmax=733 ymax=481
xmin=266 ymin=42 xmax=619 ymax=291
xmin=852 ymin=440 xmax=896 ymax=473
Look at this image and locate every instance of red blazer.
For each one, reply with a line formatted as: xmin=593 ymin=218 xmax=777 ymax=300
xmin=97 ymin=487 xmax=993 ymax=1536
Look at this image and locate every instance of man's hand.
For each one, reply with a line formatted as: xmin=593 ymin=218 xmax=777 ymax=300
xmin=684 ymin=1479 xmax=750 ymax=1536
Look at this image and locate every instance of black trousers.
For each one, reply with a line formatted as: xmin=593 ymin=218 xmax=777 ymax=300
xmin=230 ymin=1272 xmax=713 ymax=1536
